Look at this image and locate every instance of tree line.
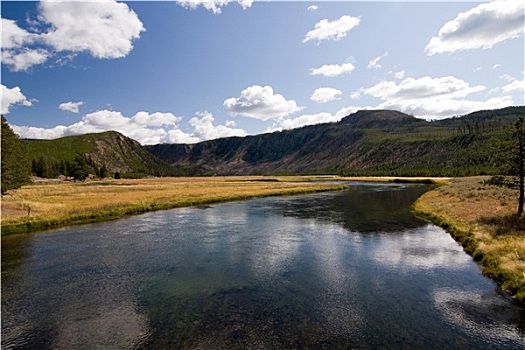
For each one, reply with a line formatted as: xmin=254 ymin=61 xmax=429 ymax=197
xmin=31 ymin=154 xmax=109 ymax=181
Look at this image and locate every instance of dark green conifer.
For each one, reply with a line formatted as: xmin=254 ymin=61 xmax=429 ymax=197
xmin=1 ymin=116 xmax=31 ymax=194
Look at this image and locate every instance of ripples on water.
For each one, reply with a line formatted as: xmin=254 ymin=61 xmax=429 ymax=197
xmin=2 ymin=183 xmax=524 ymax=349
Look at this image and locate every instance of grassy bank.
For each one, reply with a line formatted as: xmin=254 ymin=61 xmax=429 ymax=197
xmin=1 ymin=176 xmax=349 ymax=235
xmin=414 ymin=177 xmax=525 ymax=302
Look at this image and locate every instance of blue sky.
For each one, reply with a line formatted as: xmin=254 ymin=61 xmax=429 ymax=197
xmin=1 ymin=0 xmax=524 ymax=145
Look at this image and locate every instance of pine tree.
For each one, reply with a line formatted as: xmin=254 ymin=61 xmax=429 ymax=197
xmin=71 ymin=154 xmax=90 ymax=181
xmin=1 ymin=116 xmax=31 ymax=194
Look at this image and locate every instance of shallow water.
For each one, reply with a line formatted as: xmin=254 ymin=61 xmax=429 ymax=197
xmin=2 ymin=182 xmax=524 ymax=349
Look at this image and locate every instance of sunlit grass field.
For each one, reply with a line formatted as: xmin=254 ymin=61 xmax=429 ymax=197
xmin=1 ymin=176 xmax=348 ymax=235
xmin=414 ymin=177 xmax=525 ymax=302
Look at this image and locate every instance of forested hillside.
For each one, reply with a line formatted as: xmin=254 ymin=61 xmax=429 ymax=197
xmin=23 ymin=131 xmax=180 ymax=179
xmin=146 ymin=107 xmax=525 ymax=177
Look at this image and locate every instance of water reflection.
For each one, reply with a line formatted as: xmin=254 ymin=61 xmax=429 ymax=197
xmin=371 ymin=224 xmax=472 ymax=271
xmin=2 ymin=183 xmax=525 ymax=349
xmin=271 ymin=182 xmax=431 ymax=232
xmin=434 ymin=288 xmax=525 ymax=346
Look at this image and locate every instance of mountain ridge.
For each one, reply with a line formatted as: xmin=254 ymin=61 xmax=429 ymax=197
xmin=145 ymin=107 xmax=525 ymax=176
xmin=17 ymin=106 xmax=525 ymax=178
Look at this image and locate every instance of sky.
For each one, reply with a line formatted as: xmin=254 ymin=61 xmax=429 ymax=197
xmin=1 ymin=0 xmax=524 ymax=145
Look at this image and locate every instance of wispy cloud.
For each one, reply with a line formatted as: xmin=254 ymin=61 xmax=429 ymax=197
xmin=368 ymin=52 xmax=388 ymax=69
xmin=303 ymin=15 xmax=360 ymax=44
xmin=309 ymin=63 xmax=355 ymax=77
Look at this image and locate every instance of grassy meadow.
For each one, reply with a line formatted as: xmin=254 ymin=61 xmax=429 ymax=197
xmin=414 ymin=177 xmax=525 ymax=302
xmin=1 ymin=176 xmax=348 ymax=235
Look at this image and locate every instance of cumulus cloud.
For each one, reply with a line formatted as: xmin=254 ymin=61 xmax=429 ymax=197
xmin=59 ymin=101 xmax=84 ymax=113
xmin=362 ymin=75 xmax=512 ymax=119
xmin=309 ymin=62 xmax=355 ymax=77
xmin=1 ymin=84 xmax=33 ymax=114
xmin=1 ymin=19 xmax=49 ymax=71
xmin=365 ymin=76 xmax=485 ymax=100
xmin=303 ymin=15 xmax=360 ymax=43
xmin=267 ymin=106 xmax=360 ymax=132
xmin=176 ymin=0 xmax=253 ymax=14
xmin=425 ymin=0 xmax=525 ymax=55
xmin=224 ymin=85 xmax=303 ymax=120
xmin=307 ymin=5 xmax=319 ymax=12
xmin=190 ymin=111 xmax=247 ymax=140
xmin=368 ymin=52 xmax=388 ymax=69
xmin=39 ymin=0 xmax=145 ymax=59
xmin=1 ymin=0 xmax=145 ymax=71
xmin=11 ymin=109 xmax=247 ymax=145
xmin=310 ymin=87 xmax=342 ymax=103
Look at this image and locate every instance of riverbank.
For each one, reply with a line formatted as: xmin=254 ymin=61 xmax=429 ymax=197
xmin=1 ymin=176 xmax=349 ymax=235
xmin=414 ymin=176 xmax=525 ymax=303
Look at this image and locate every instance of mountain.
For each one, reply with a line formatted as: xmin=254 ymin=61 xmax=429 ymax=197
xmin=145 ymin=107 xmax=525 ymax=177
xmin=23 ymin=131 xmax=179 ymax=178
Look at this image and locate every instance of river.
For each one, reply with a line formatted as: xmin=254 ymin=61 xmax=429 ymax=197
xmin=2 ymin=182 xmax=524 ymax=349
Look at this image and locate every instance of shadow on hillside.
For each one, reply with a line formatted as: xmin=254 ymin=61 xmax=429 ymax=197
xmin=478 ymin=214 xmax=525 ymax=236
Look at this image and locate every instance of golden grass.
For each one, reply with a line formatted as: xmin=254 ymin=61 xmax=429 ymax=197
xmin=1 ymin=176 xmax=348 ymax=234
xmin=414 ymin=176 xmax=525 ymax=302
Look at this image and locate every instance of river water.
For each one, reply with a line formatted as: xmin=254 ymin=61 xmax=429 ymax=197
xmin=2 ymin=182 xmax=524 ymax=349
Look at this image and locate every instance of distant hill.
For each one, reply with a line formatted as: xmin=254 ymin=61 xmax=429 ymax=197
xmin=145 ymin=107 xmax=525 ymax=177
xmin=23 ymin=131 xmax=179 ymax=178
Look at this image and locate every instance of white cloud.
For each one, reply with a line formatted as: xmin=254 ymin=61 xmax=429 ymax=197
xmin=307 ymin=5 xmax=319 ymax=12
xmin=1 ymin=48 xmax=50 ymax=72
xmin=1 ymin=0 xmax=145 ymax=71
xmin=1 ymin=84 xmax=33 ymax=114
xmin=362 ymin=75 xmax=512 ymax=119
xmin=365 ymin=76 xmax=485 ymax=101
xmin=1 ymin=19 xmax=49 ymax=71
xmin=309 ymin=63 xmax=355 ymax=77
xmin=502 ymin=74 xmax=525 ymax=94
xmin=350 ymin=91 xmax=361 ymax=100
xmin=1 ymin=18 xmax=38 ymax=49
xmin=311 ymin=87 xmax=342 ymax=103
xmin=267 ymin=106 xmax=360 ymax=132
xmin=10 ymin=109 xmax=248 ymax=145
xmin=190 ymin=111 xmax=247 ymax=140
xmin=425 ymin=0 xmax=525 ymax=55
xmin=176 ymin=0 xmax=253 ymax=14
xmin=368 ymin=52 xmax=388 ymax=69
xmin=303 ymin=15 xmax=360 ymax=43
xmin=12 ymin=125 xmax=69 ymax=140
xmin=59 ymin=101 xmax=84 ymax=113
xmin=224 ymin=85 xmax=303 ymax=120
xmin=394 ymin=70 xmax=406 ymax=79
xmin=39 ymin=0 xmax=145 ymax=59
